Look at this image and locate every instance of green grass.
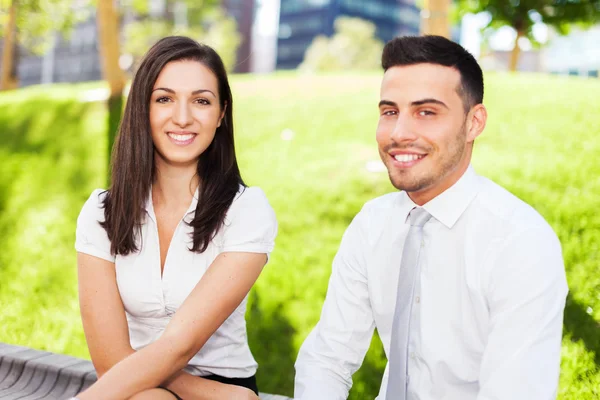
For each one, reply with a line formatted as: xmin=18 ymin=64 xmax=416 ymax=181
xmin=0 ymin=72 xmax=599 ymax=399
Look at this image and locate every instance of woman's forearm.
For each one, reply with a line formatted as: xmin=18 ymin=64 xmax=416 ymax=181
xmin=83 ymin=344 xmax=251 ymax=400
xmin=78 ymin=336 xmax=189 ymax=400
xmin=95 ymin=348 xmax=135 ymax=378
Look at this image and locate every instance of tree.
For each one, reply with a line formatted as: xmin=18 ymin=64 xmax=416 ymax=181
xmin=0 ymin=0 xmax=17 ymax=90
xmin=421 ymin=0 xmax=451 ymax=38
xmin=0 ymin=0 xmax=87 ymax=90
xmin=455 ymin=0 xmax=600 ymax=71
xmin=96 ymin=0 xmax=124 ymax=182
xmin=300 ymin=16 xmax=384 ymax=72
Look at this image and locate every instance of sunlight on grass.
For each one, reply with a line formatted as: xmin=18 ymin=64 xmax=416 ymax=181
xmin=0 ymin=72 xmax=599 ymax=399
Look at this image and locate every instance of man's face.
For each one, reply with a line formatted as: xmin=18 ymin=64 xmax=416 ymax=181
xmin=376 ymin=63 xmax=483 ymax=205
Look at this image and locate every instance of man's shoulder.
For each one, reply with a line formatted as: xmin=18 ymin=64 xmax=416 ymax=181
xmin=346 ymin=192 xmax=402 ymax=233
xmin=473 ymin=176 xmax=555 ymax=237
xmin=361 ymin=192 xmax=402 ymax=213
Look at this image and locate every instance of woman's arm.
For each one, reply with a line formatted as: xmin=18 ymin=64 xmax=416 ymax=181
xmin=76 ymin=251 xmax=266 ymax=400
xmin=78 ymin=252 xmax=136 ymax=377
xmin=77 ymin=253 xmax=256 ymax=400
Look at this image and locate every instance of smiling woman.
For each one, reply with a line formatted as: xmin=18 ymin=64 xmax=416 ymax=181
xmin=73 ymin=36 xmax=277 ymax=400
xmin=150 ymin=62 xmax=224 ymax=168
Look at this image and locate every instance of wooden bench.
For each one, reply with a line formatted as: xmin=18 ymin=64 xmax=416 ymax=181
xmin=0 ymin=343 xmax=291 ymax=399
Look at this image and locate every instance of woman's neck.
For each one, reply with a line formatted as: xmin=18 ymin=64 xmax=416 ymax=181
xmin=152 ymin=158 xmax=199 ymax=210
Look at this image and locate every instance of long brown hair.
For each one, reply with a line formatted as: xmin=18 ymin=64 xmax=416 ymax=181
xmin=101 ymin=36 xmax=245 ymax=255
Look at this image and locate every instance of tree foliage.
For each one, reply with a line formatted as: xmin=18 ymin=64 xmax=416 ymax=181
xmin=456 ymin=0 xmax=599 ymax=37
xmin=454 ymin=0 xmax=600 ymax=70
xmin=122 ymin=0 xmax=240 ymax=71
xmin=0 ymin=0 xmax=88 ymax=54
xmin=300 ymin=16 xmax=384 ymax=72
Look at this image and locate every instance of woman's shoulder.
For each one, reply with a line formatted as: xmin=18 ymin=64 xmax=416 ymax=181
xmin=226 ymin=185 xmax=276 ymax=223
xmin=231 ymin=185 xmax=269 ymax=207
xmin=78 ymin=188 xmax=108 ymax=223
xmin=221 ymin=185 xmax=277 ymax=251
xmin=75 ymin=189 xmax=114 ymax=261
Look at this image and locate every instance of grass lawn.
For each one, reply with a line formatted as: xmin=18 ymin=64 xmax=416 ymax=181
xmin=0 ymin=72 xmax=599 ymax=399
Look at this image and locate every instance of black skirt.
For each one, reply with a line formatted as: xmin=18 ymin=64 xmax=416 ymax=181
xmin=161 ymin=374 xmax=258 ymax=399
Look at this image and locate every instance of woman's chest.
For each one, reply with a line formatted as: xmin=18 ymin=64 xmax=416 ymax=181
xmin=114 ymin=221 xmax=221 ymax=317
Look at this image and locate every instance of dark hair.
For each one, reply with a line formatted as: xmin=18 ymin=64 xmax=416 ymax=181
xmin=382 ymin=35 xmax=484 ymax=112
xmin=101 ymin=36 xmax=244 ymax=255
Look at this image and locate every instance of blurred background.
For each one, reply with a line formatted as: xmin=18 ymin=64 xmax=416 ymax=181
xmin=0 ymin=0 xmax=599 ymax=399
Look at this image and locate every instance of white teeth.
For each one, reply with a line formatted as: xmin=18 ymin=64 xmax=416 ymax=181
xmin=168 ymin=133 xmax=194 ymax=141
xmin=394 ymin=154 xmax=424 ymax=162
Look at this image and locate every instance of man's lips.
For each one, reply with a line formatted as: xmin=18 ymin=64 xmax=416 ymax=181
xmin=388 ymin=151 xmax=427 ymax=167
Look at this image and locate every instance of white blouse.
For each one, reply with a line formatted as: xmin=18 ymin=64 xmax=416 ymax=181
xmin=75 ymin=185 xmax=277 ymax=378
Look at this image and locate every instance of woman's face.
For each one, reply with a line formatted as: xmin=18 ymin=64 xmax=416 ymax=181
xmin=149 ymin=60 xmax=225 ymax=169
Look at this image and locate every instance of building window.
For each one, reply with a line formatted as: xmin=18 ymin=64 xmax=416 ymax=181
xmin=280 ymin=0 xmax=331 ymax=14
xmin=279 ymin=15 xmax=323 ymax=38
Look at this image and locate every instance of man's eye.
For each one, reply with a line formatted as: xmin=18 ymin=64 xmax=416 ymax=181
xmin=382 ymin=110 xmax=397 ymax=116
xmin=419 ymin=110 xmax=435 ymax=116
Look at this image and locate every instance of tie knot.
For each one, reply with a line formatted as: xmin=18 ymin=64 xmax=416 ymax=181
xmin=408 ymin=207 xmax=432 ymax=227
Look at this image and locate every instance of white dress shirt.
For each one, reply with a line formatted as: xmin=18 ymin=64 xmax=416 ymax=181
xmin=75 ymin=185 xmax=277 ymax=378
xmin=294 ymin=166 xmax=567 ymax=400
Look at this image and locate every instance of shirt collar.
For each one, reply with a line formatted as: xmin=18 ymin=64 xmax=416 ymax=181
xmin=397 ymin=165 xmax=481 ymax=229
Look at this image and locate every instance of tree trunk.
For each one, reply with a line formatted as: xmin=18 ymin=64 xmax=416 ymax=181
xmin=509 ymin=30 xmax=524 ymax=72
xmin=1 ymin=0 xmax=19 ymax=91
xmin=420 ymin=0 xmax=451 ymax=38
xmin=96 ymin=0 xmax=125 ymax=183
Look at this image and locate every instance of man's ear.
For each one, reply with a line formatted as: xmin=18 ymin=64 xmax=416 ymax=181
xmin=466 ymin=104 xmax=487 ymax=143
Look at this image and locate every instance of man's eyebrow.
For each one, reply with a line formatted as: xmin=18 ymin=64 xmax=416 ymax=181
xmin=378 ymin=100 xmax=397 ymax=108
xmin=152 ymin=87 xmax=217 ymax=97
xmin=410 ymin=98 xmax=449 ymax=109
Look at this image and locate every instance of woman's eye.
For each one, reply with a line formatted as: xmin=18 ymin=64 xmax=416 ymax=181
xmin=156 ymin=97 xmax=171 ymax=103
xmin=195 ymin=98 xmax=210 ymax=105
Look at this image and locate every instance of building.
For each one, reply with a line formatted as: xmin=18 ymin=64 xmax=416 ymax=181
xmin=542 ymin=26 xmax=600 ymax=77
xmin=277 ymin=0 xmax=420 ymax=69
xmin=17 ymin=18 xmax=102 ymax=88
xmin=479 ymin=50 xmax=543 ymax=73
xmin=250 ymin=0 xmax=281 ymax=73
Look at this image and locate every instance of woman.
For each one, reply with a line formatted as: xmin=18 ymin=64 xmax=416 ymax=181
xmin=74 ymin=36 xmax=277 ymax=400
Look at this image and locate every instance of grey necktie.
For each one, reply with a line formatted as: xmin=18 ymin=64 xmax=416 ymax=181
xmin=386 ymin=207 xmax=432 ymax=400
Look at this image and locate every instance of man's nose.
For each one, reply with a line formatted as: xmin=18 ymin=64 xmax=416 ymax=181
xmin=390 ymin=114 xmax=418 ymax=143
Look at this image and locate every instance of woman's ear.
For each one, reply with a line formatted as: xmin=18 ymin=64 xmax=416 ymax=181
xmin=218 ymin=101 xmax=228 ymax=127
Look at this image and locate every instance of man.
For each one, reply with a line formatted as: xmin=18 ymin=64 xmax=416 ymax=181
xmin=294 ymin=35 xmax=567 ymax=400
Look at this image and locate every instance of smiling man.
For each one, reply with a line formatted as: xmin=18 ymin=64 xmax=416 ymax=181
xmin=294 ymin=36 xmax=567 ymax=400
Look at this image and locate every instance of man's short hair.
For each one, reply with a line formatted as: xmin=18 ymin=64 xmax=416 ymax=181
xmin=382 ymin=35 xmax=484 ymax=112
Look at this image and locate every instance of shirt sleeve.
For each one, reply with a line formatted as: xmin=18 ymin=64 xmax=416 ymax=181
xmin=294 ymin=207 xmax=375 ymax=400
xmin=220 ymin=186 xmax=277 ymax=257
xmin=478 ymin=223 xmax=568 ymax=400
xmin=75 ymin=189 xmax=115 ymax=263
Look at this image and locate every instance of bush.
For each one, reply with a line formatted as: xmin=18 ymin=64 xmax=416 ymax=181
xmin=300 ymin=16 xmax=384 ymax=72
